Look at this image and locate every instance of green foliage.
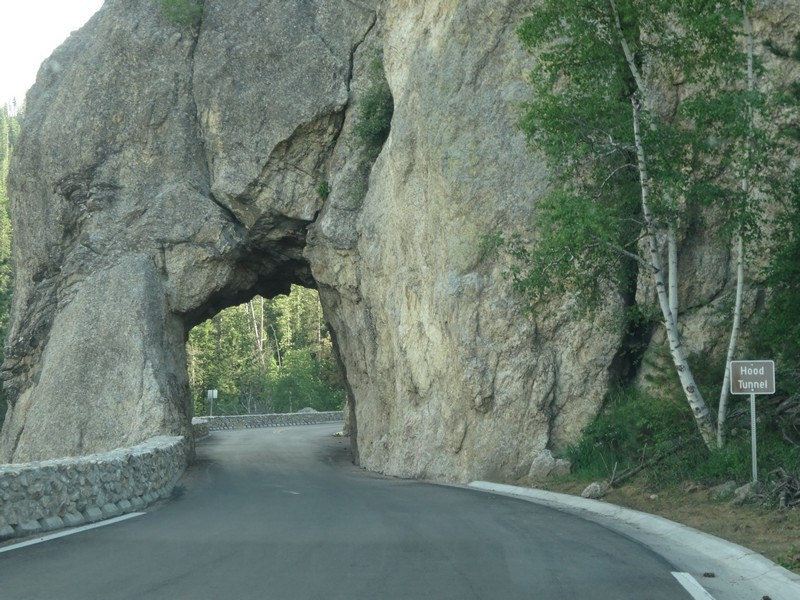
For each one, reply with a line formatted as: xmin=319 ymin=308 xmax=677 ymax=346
xmin=511 ymin=1 xmax=800 ymax=450
xmin=750 ymin=31 xmax=800 ymax=398
xmin=315 ymin=181 xmax=330 ymax=200
xmin=158 ymin=0 xmax=203 ymax=27
xmin=353 ymin=58 xmax=393 ymax=161
xmin=567 ymin=387 xmax=800 ymax=485
xmin=188 ymin=286 xmax=345 ymax=416
xmin=778 ymin=545 xmax=800 ymax=571
xmin=755 ymin=173 xmax=800 ymax=398
xmin=512 ymin=0 xmax=752 ymax=312
xmin=0 ymin=106 xmax=19 ymax=428
xmin=269 ymin=349 xmax=345 ymax=413
xmin=566 ymin=387 xmax=696 ymax=480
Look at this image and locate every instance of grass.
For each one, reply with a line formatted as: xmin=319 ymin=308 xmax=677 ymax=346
xmin=315 ymin=181 xmax=330 ymax=200
xmin=513 ymin=385 xmax=800 ymax=572
xmin=524 ymin=475 xmax=800 ymax=573
xmin=563 ymin=386 xmax=800 ymax=488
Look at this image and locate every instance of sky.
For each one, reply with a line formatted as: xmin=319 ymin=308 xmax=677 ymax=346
xmin=0 ymin=0 xmax=105 ymax=109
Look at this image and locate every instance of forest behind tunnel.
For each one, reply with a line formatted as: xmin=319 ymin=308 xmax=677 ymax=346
xmin=187 ymin=284 xmax=346 ymax=418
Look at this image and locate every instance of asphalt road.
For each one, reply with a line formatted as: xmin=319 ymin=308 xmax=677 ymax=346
xmin=0 ymin=424 xmax=694 ymax=599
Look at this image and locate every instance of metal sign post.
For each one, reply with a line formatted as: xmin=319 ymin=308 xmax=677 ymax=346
xmin=729 ymin=360 xmax=775 ymax=484
xmin=207 ymin=389 xmax=218 ymax=417
xmin=749 ymin=392 xmax=757 ymax=484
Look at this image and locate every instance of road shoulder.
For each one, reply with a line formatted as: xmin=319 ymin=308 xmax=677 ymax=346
xmin=468 ymin=481 xmax=800 ymax=600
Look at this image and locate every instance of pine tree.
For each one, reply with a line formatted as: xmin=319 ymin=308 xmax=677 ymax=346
xmin=187 ymin=286 xmax=344 ymax=416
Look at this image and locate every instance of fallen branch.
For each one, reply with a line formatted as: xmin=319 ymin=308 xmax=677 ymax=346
xmin=607 ymin=437 xmax=691 ymax=488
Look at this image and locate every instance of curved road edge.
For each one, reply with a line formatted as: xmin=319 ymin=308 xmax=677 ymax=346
xmin=467 ymin=481 xmax=800 ymax=600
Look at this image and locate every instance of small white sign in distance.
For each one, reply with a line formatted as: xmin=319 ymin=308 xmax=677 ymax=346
xmin=729 ymin=360 xmax=775 ymax=395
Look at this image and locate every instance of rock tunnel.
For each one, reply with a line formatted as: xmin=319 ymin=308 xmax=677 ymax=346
xmin=0 ymin=0 xmax=635 ymax=482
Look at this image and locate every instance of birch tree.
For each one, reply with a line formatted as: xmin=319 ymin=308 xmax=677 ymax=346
xmin=711 ymin=3 xmax=800 ymax=446
xmin=513 ymin=0 xmax=757 ymax=449
xmin=715 ymin=3 xmax=755 ymax=448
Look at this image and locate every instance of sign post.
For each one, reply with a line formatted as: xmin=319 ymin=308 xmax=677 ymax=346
xmin=207 ymin=389 xmax=218 ymax=417
xmin=729 ymin=360 xmax=775 ymax=484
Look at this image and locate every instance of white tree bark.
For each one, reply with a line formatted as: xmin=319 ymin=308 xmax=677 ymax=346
xmin=667 ymin=225 xmax=679 ymax=326
xmin=610 ymin=0 xmax=717 ymax=447
xmin=270 ymin=323 xmax=282 ymax=368
xmin=632 ymin=96 xmax=717 ymax=449
xmin=717 ymin=2 xmax=755 ymax=448
xmin=718 ymin=234 xmax=745 ymax=447
xmin=610 ymin=0 xmax=647 ymax=96
xmin=247 ymin=299 xmax=266 ymax=366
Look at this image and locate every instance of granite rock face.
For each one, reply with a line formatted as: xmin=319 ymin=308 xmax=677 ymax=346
xmin=3 ymin=0 xmax=793 ymax=481
xmin=1 ymin=0 xmax=376 ymax=463
xmin=308 ymin=0 xmax=624 ymax=481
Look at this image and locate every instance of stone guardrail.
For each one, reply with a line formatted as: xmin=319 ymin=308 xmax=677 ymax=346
xmin=0 ymin=436 xmax=187 ymax=543
xmin=192 ymin=411 xmax=344 ymax=434
xmin=0 ymin=413 xmax=343 ymax=544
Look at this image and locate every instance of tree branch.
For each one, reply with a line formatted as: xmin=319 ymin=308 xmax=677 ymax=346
xmin=589 ymin=234 xmax=649 ymax=268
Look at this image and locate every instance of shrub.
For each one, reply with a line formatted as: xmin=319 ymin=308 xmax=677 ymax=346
xmin=315 ymin=181 xmax=330 ymax=200
xmin=353 ymin=58 xmax=393 ymax=161
xmin=159 ymin=0 xmax=203 ymax=27
xmin=566 ymin=386 xmax=800 ymax=486
xmin=270 ymin=349 xmax=345 ymax=413
xmin=566 ymin=387 xmax=695 ymax=481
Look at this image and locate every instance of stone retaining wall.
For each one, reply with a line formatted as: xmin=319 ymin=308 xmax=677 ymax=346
xmin=193 ymin=411 xmax=344 ymax=432
xmin=1 ymin=414 xmax=342 ymax=544
xmin=0 ymin=436 xmax=187 ymax=543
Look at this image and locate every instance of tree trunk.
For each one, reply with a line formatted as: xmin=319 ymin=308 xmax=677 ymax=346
xmin=631 ymin=96 xmax=718 ymax=449
xmin=317 ymin=296 xmax=323 ymax=346
xmin=718 ymin=3 xmax=755 ymax=448
xmin=214 ymin=315 xmax=222 ymax=356
xmin=247 ymin=299 xmax=266 ymax=366
xmin=612 ymin=0 xmax=717 ymax=449
xmin=668 ymin=225 xmax=679 ymax=326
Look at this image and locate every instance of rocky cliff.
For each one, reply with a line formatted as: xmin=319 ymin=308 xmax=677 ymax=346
xmin=1 ymin=0 xmax=795 ymax=481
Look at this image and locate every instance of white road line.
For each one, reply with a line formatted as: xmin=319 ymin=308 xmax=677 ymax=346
xmin=672 ymin=572 xmax=717 ymax=600
xmin=0 ymin=512 xmax=145 ymax=554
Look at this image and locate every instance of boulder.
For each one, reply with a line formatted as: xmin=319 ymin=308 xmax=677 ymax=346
xmin=709 ymin=481 xmax=738 ymax=501
xmin=731 ymin=482 xmax=757 ymax=506
xmin=529 ymin=450 xmax=571 ymax=480
xmin=581 ymin=482 xmax=607 ymax=499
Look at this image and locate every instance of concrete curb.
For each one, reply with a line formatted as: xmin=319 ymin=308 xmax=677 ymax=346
xmin=468 ymin=481 xmax=800 ymax=600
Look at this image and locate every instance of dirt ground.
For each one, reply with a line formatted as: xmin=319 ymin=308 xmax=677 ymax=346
xmin=514 ymin=476 xmax=800 ymax=574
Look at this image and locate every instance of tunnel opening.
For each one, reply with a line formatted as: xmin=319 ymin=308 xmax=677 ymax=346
xmin=186 ymin=284 xmax=347 ymax=419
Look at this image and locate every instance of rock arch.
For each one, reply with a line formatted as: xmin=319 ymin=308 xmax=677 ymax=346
xmin=0 ymin=0 xmax=628 ymax=481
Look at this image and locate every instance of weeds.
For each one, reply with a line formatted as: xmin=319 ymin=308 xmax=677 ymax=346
xmin=158 ymin=0 xmax=203 ymax=27
xmin=566 ymin=386 xmax=800 ymax=488
xmin=315 ymin=181 xmax=330 ymax=200
xmin=777 ymin=545 xmax=800 ymax=571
